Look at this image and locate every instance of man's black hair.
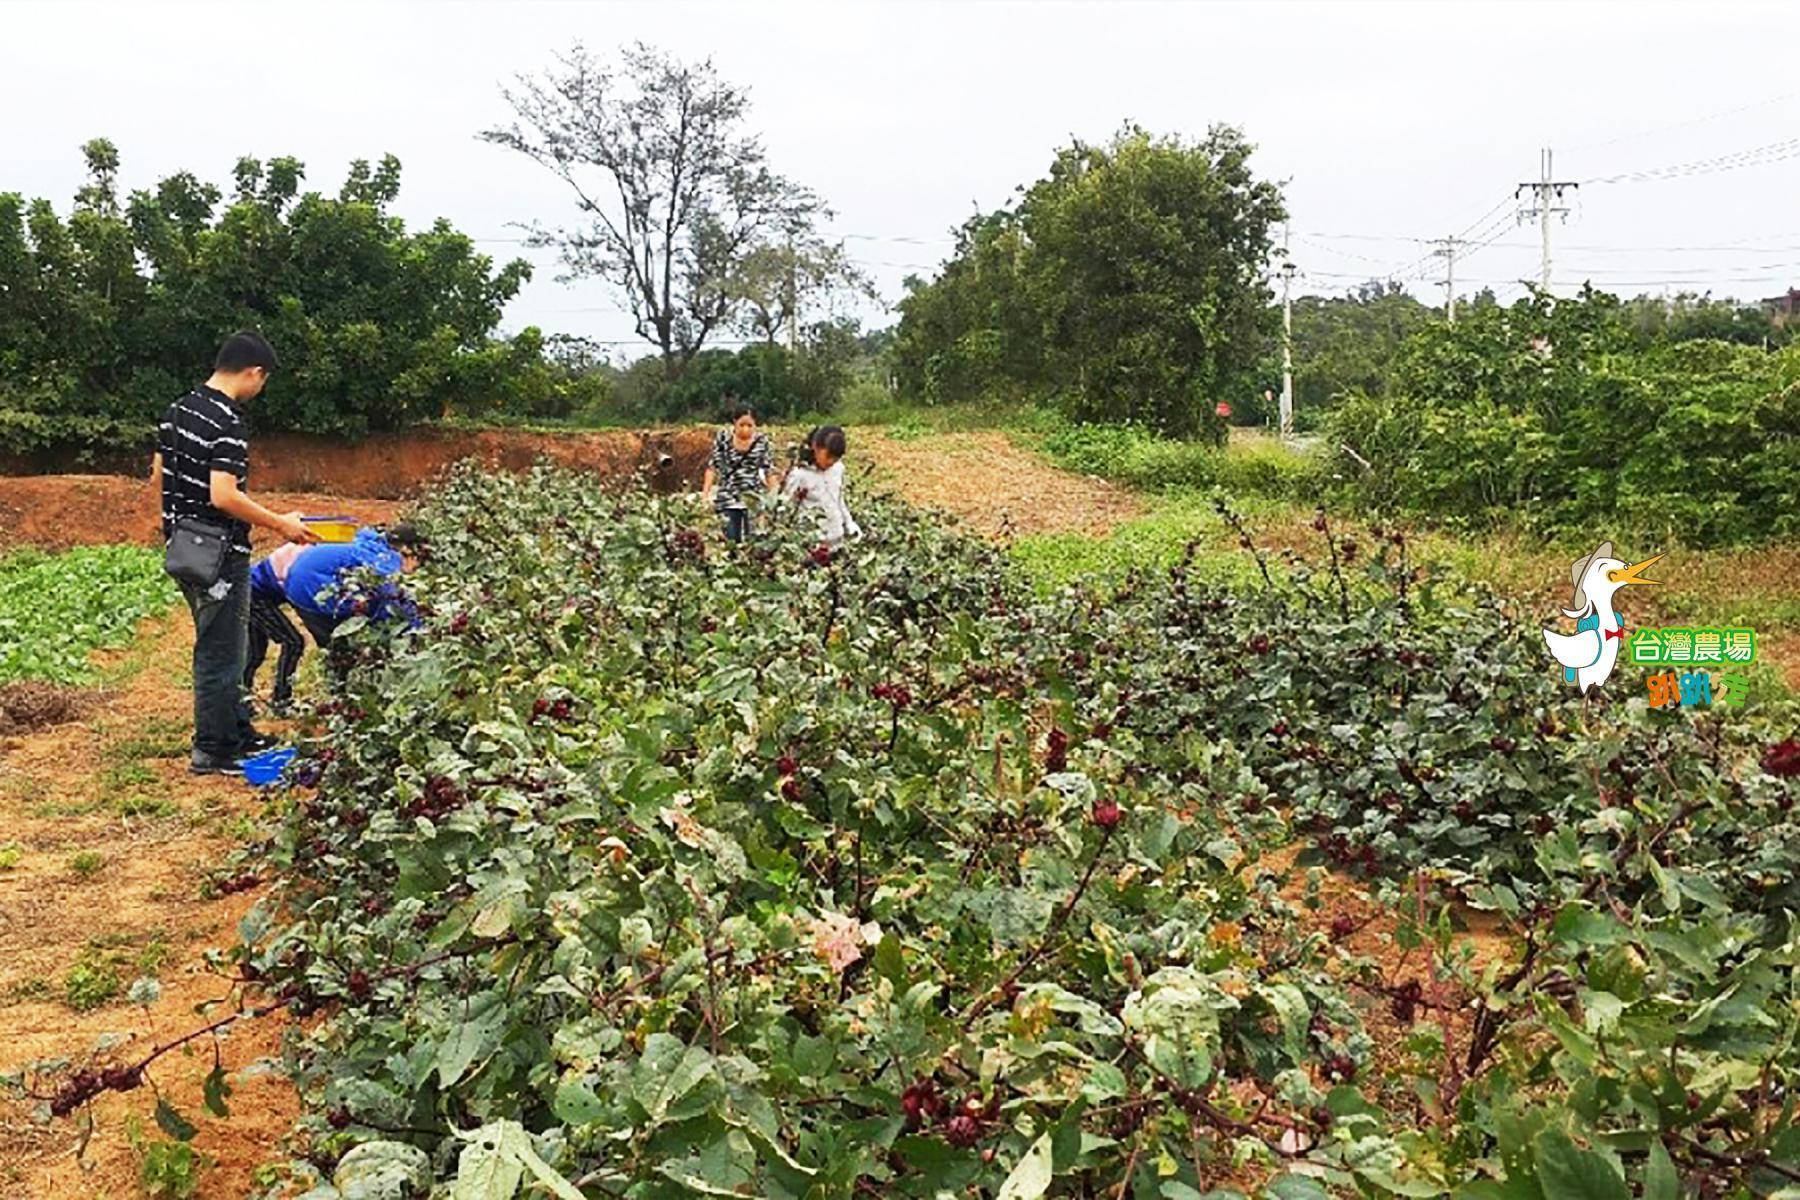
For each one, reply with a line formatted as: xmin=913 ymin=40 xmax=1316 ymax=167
xmin=214 ymin=330 xmax=280 ymax=374
xmin=725 ymin=399 xmax=755 ymax=422
xmin=384 ymin=523 xmax=427 ymax=549
xmin=812 ymin=425 xmax=847 ymax=460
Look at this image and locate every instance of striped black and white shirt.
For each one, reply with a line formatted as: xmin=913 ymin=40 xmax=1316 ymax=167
xmin=707 ymin=429 xmax=774 ymax=511
xmin=158 ymin=385 xmax=252 ymax=556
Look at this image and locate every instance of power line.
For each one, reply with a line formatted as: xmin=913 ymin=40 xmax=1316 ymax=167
xmin=1583 ymin=135 xmax=1800 ymax=185
xmin=1562 ymin=86 xmax=1800 ymax=154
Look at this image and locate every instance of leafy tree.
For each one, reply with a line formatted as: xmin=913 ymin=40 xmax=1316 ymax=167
xmin=892 ymin=210 xmax=1043 ymax=408
xmin=482 ymin=43 xmax=847 ymax=379
xmin=1022 ymin=126 xmax=1286 ymax=439
xmin=1614 ymin=290 xmax=1793 ymax=349
xmin=615 ymin=317 xmax=871 ymax=423
xmin=0 ymin=142 xmax=569 ymax=454
xmin=1281 ymin=281 xmax=1436 ymax=430
xmin=893 ymin=126 xmax=1285 ymax=439
xmin=1328 ymin=287 xmax=1800 ymax=544
xmin=731 ymin=236 xmax=875 ymax=346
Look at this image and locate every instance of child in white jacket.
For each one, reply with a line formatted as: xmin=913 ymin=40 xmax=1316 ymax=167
xmin=783 ymin=425 xmax=862 ymax=549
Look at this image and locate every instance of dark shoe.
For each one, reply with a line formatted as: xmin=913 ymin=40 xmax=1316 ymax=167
xmin=242 ymin=732 xmax=279 ymax=754
xmin=191 ymin=752 xmax=245 ymax=776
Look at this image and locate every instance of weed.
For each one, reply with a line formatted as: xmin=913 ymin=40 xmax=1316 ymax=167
xmin=128 ymin=1117 xmax=208 ymax=1199
xmin=116 ymin=793 xmax=178 ymax=818
xmin=68 ymin=850 xmax=105 ymax=877
xmin=104 ymin=717 xmax=187 ymax=761
xmin=3 ymin=976 xmax=52 ymax=1005
xmin=101 ymin=761 xmax=161 ymax=791
xmin=0 ymin=842 xmax=21 ymax=870
xmin=64 ymin=951 xmax=122 ymax=1011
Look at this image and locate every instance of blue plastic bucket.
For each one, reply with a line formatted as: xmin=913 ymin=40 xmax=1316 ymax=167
xmin=241 ymin=746 xmax=296 ymax=786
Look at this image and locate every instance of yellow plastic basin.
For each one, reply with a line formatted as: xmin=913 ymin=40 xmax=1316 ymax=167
xmin=303 ymin=517 xmax=358 ymax=544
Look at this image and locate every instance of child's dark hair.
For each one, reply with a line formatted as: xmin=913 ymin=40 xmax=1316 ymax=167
xmin=795 ymin=426 xmax=822 ymax=467
xmin=215 ymin=330 xmax=279 ymax=374
xmin=811 ymin=425 xmax=847 ymax=460
xmin=725 ymin=398 xmax=754 ymax=422
xmin=384 ymin=523 xmax=428 ymax=550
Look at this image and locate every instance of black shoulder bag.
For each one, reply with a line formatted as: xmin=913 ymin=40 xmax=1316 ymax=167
xmin=164 ymin=516 xmax=230 ymax=589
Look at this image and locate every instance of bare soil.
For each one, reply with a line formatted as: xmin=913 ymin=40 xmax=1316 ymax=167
xmin=0 ymin=612 xmax=300 ymax=1199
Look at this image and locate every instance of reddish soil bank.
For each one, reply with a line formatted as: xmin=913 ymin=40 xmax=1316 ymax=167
xmin=0 ymin=428 xmax=718 ymax=551
xmin=0 ymin=477 xmax=404 ymax=553
xmin=2 ymin=427 xmax=715 ymax=499
xmin=242 ymin=427 xmax=714 ymax=498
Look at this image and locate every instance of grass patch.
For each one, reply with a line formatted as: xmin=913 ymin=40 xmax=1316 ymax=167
xmin=1034 ymin=421 xmax=1333 ymax=500
xmin=64 ymin=950 xmax=122 ymax=1011
xmin=68 ymin=850 xmax=105 ymax=877
xmin=105 ymin=716 xmax=189 ymax=762
xmin=134 ymin=935 xmax=174 ymax=975
xmin=31 ymin=797 xmax=104 ymax=819
xmin=0 ymin=545 xmax=177 ymax=685
xmin=116 ymin=793 xmax=180 ymax=818
xmin=101 ymin=760 xmax=161 ymax=790
xmin=0 ymin=842 xmax=21 ymax=870
xmin=60 ymin=932 xmax=173 ymax=1012
xmin=2 ymin=976 xmax=53 ymax=1006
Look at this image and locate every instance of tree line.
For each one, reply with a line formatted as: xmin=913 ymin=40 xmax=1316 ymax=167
xmin=5 ymin=42 xmax=1797 ymax=460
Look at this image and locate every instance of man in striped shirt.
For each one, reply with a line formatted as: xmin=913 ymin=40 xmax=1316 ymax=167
xmin=150 ymin=331 xmax=317 ymax=775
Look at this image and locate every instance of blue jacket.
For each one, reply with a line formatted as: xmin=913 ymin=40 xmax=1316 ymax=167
xmin=283 ymin=529 xmax=404 ymax=617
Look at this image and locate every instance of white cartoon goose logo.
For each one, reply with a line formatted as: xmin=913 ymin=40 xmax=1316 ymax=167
xmin=1542 ymin=541 xmax=1662 ymax=693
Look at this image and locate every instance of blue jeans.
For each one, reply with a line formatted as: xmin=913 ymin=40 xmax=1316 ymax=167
xmin=179 ymin=555 xmax=253 ymax=758
xmin=721 ymin=509 xmax=752 ymax=543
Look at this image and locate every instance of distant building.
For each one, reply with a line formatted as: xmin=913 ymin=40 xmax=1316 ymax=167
xmin=1763 ymin=288 xmax=1800 ymax=325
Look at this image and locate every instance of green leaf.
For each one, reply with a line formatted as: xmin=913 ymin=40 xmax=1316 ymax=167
xmin=1122 ymin=967 xmax=1229 ymax=1089
xmin=996 ymin=1132 xmax=1054 ymax=1200
xmin=874 ymin=932 xmax=905 ymax=984
xmin=452 ymin=1120 xmax=586 ymax=1200
xmin=1256 ymin=982 xmax=1311 ymax=1058
xmin=1551 ymin=905 xmax=1625 ymax=948
xmin=1533 ymin=1129 xmax=1628 ymax=1200
xmin=1642 ymin=1140 xmax=1678 ymax=1200
xmin=155 ymin=1097 xmax=197 ymax=1142
xmin=632 ymin=1032 xmax=715 ymax=1123
xmin=436 ymin=1003 xmax=505 ymax=1087
xmin=553 ymin=1077 xmax=605 ymax=1124
xmin=202 ymin=1064 xmax=232 ymax=1118
xmin=793 ymin=1034 xmax=835 ymax=1078
xmin=1266 ymin=1176 xmax=1331 ymax=1200
xmin=1580 ymin=990 xmax=1624 ymax=1036
xmin=1081 ymin=1061 xmax=1128 ymax=1102
xmin=451 ymin=1132 xmax=524 ymax=1200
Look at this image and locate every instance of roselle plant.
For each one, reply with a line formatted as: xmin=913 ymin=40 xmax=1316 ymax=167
xmin=20 ymin=464 xmax=1800 ymax=1199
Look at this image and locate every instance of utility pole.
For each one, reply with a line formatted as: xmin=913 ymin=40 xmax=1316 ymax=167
xmin=1516 ymin=147 xmax=1578 ymax=292
xmin=1431 ymin=235 xmax=1460 ymax=324
xmin=1279 ymin=225 xmax=1295 ymax=440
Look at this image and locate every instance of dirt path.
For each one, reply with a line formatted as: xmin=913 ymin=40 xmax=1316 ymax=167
xmin=0 ymin=611 xmax=300 ymax=1198
xmin=857 ymin=429 xmax=1143 ymax=538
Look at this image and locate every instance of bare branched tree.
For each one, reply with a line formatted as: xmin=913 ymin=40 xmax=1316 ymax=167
xmin=482 ymin=43 xmax=827 ymax=375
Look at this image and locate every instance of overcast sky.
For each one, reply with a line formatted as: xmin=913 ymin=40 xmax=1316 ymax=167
xmin=7 ymin=0 xmax=1800 ymax=358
